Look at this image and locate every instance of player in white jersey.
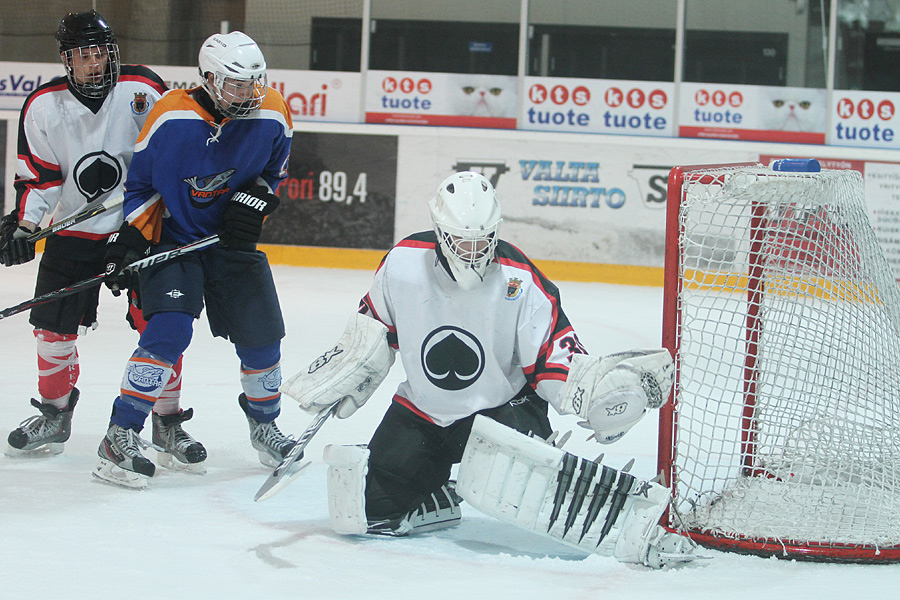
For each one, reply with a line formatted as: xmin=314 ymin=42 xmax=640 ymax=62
xmin=0 ymin=11 xmax=205 ymax=470
xmin=282 ymin=172 xmax=678 ymax=553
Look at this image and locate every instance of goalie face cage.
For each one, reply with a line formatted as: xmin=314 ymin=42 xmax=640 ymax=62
xmin=658 ymin=162 xmax=900 ymax=562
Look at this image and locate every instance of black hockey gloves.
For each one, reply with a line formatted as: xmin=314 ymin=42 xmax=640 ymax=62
xmin=0 ymin=211 xmax=38 ymax=267
xmin=219 ymin=184 xmax=280 ymax=249
xmin=103 ymin=222 xmax=151 ymax=296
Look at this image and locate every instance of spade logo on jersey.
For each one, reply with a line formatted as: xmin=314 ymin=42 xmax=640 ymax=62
xmin=421 ymin=326 xmax=485 ymax=391
xmin=73 ymin=151 xmax=123 ymax=202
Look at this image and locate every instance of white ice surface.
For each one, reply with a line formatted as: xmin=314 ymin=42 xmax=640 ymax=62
xmin=1 ymin=260 xmax=897 ymax=599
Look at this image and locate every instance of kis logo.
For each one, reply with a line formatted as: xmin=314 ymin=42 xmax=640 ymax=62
xmin=836 ymin=98 xmax=895 ymax=121
xmin=529 ymin=84 xmax=590 ymax=106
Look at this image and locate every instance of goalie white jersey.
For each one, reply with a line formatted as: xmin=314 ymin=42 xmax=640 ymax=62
xmin=359 ymin=231 xmax=587 ymax=427
xmin=13 ymin=66 xmax=166 ymax=242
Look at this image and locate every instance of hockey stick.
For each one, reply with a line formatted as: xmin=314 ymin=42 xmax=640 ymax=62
xmin=25 ymin=195 xmax=125 ymax=243
xmin=254 ymin=403 xmax=338 ymax=502
xmin=0 ymin=234 xmax=220 ymax=321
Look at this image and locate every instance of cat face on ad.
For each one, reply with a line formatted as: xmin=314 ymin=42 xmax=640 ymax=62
xmin=758 ymin=88 xmax=826 ymax=132
xmin=449 ymin=74 xmax=515 ymax=117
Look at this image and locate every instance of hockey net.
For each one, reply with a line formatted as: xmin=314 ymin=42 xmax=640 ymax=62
xmin=658 ymin=162 xmax=900 ymax=562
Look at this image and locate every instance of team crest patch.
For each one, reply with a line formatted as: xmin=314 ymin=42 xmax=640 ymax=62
xmin=131 ymin=92 xmax=149 ymax=115
xmin=505 ymin=277 xmax=523 ymax=301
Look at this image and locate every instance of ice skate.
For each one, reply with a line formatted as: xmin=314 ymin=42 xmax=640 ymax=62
xmin=5 ymin=389 xmax=80 ymax=458
xmin=238 ymin=394 xmax=297 ymax=468
xmin=367 ymin=484 xmax=462 ymax=536
xmin=152 ymin=408 xmax=208 ymax=474
xmin=93 ymin=423 xmax=155 ymax=489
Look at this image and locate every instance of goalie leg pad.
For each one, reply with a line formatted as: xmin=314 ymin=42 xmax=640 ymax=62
xmin=456 ymin=415 xmax=692 ymax=567
xmin=281 ymin=313 xmax=394 ymax=419
xmin=324 ymin=444 xmax=371 ymax=535
xmin=324 ymin=444 xmax=462 ymax=537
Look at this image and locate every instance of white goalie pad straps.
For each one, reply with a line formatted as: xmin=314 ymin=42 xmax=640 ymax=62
xmin=323 ymin=444 xmax=370 ymax=535
xmin=558 ymin=350 xmax=674 ymax=444
xmin=456 ymin=415 xmax=681 ymax=566
xmin=281 ymin=313 xmax=395 ymax=419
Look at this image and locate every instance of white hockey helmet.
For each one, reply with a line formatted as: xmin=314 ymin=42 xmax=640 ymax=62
xmin=428 ymin=171 xmax=502 ymax=289
xmin=198 ymin=31 xmax=267 ymax=119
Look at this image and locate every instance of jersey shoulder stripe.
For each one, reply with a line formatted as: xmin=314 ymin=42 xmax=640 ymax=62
xmin=396 ymin=230 xmax=436 ymax=249
xmin=258 ymin=87 xmax=293 ymax=131
xmin=134 ymin=89 xmax=205 ymax=146
xmin=20 ymin=77 xmax=68 ymax=114
xmin=119 ymin=64 xmax=167 ymax=93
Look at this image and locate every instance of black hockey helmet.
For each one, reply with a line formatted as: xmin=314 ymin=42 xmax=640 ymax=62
xmin=54 ymin=10 xmax=120 ymax=99
xmin=55 ymin=10 xmax=116 ymax=52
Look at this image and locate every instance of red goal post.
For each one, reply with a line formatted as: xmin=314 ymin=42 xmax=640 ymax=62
xmin=658 ymin=161 xmax=900 ymax=562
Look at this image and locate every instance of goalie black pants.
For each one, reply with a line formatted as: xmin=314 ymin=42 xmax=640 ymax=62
xmin=365 ymin=390 xmax=553 ymax=522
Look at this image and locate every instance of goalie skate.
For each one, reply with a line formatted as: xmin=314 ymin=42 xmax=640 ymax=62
xmin=367 ymin=484 xmax=463 ymax=537
xmin=323 ymin=444 xmax=462 ymax=536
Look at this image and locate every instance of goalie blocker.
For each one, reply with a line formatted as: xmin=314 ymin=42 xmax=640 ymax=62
xmin=456 ymin=416 xmax=695 ymax=568
xmin=281 ymin=313 xmax=394 ymax=419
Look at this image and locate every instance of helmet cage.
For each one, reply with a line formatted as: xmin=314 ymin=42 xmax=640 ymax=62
xmin=202 ymin=72 xmax=268 ymax=119
xmin=198 ymin=32 xmax=268 ymax=119
xmin=60 ymin=43 xmax=120 ymax=99
xmin=435 ymin=222 xmax=499 ymax=282
xmin=429 ymin=171 xmax=502 ymax=288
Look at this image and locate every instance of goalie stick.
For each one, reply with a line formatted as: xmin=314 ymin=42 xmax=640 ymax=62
xmin=0 ymin=235 xmax=220 ymax=321
xmin=25 ymin=195 xmax=125 ymax=243
xmin=254 ymin=403 xmax=338 ymax=502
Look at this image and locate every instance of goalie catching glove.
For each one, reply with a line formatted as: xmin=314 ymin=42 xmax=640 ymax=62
xmin=558 ymin=349 xmax=674 ymax=444
xmin=281 ymin=313 xmax=395 ymax=419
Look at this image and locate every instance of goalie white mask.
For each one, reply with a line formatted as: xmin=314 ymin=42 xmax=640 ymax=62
xmin=198 ymin=31 xmax=268 ymax=119
xmin=428 ymin=172 xmax=502 ymax=290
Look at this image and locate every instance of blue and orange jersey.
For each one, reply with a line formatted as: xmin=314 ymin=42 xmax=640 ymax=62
xmin=123 ymin=87 xmax=292 ymax=244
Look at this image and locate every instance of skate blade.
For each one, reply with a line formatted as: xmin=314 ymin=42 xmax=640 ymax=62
xmin=4 ymin=442 xmax=64 ymax=458
xmin=92 ymin=458 xmax=149 ymax=489
xmin=158 ymin=451 xmax=207 ymax=475
xmin=257 ymin=450 xmax=283 ymax=469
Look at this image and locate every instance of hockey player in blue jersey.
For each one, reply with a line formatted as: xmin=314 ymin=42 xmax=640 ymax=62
xmin=92 ymin=31 xmax=297 ymax=489
xmin=1 ymin=11 xmax=201 ymax=468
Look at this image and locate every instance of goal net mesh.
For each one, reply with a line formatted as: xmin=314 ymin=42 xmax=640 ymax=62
xmin=668 ymin=164 xmax=900 ymax=555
